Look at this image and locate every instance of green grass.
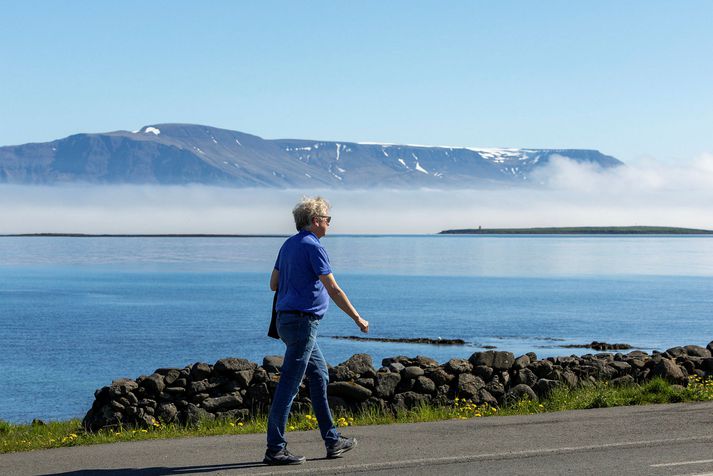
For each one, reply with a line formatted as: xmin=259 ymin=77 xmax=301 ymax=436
xmin=2 ymin=376 xmax=712 ymax=454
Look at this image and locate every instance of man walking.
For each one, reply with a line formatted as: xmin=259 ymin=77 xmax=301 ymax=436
xmin=264 ymin=196 xmax=369 ymax=465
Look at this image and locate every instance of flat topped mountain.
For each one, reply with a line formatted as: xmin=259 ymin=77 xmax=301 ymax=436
xmin=0 ymin=123 xmax=623 ymax=188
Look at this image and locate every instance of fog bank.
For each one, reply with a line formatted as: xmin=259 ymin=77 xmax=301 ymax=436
xmin=1 ymin=155 xmax=712 ymax=234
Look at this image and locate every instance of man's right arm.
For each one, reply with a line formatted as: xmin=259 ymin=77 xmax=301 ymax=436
xmin=319 ymin=273 xmax=369 ymax=333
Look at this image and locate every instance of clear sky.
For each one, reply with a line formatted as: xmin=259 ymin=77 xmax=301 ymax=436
xmin=1 ymin=0 xmax=711 ymax=164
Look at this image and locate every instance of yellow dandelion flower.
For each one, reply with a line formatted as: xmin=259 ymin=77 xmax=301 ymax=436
xmin=238 ymin=422 xmax=244 ymax=427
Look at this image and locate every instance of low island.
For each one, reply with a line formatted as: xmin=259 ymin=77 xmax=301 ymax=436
xmin=439 ymin=226 xmax=713 ymax=235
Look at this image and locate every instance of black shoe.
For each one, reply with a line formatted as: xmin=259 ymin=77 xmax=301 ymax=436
xmin=263 ymin=447 xmax=306 ymax=465
xmin=326 ymin=436 xmax=357 ymax=459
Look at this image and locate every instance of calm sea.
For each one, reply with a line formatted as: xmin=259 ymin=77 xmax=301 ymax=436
xmin=1 ymin=235 xmax=712 ymax=423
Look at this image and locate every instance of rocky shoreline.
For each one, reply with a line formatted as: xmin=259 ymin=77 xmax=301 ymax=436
xmin=82 ymin=341 xmax=713 ymax=432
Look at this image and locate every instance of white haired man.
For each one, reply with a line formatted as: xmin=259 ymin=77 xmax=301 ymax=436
xmin=264 ymin=196 xmax=369 ymax=465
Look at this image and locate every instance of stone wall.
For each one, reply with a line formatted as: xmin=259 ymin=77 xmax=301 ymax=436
xmin=82 ymin=342 xmax=713 ymax=432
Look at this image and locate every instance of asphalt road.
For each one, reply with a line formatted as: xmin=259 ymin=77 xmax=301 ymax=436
xmin=2 ymin=401 xmax=713 ymax=476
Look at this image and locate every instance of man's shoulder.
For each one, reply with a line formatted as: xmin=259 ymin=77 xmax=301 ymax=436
xmin=283 ymin=232 xmax=323 ymax=250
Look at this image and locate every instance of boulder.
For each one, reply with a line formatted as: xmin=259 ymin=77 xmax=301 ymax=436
xmin=156 ymin=403 xmax=178 ymax=423
xmin=684 ymin=345 xmax=712 ymax=358
xmin=533 ymin=379 xmax=560 ymax=398
xmin=262 ymin=356 xmax=283 ymax=373
xmin=215 ymin=408 xmax=250 ymax=421
xmin=328 ymin=382 xmax=372 ymax=401
xmin=608 ymin=361 xmax=632 ymax=374
xmin=388 ymin=362 xmax=406 ymax=374
xmin=610 ymin=375 xmax=636 ymax=387
xmin=505 ymin=384 xmax=538 ymax=404
xmin=234 ymin=370 xmax=254 ymax=388
xmin=701 ymin=358 xmax=713 ymax=372
xmin=414 ymin=355 xmax=439 ymax=368
xmin=664 ymin=347 xmax=687 ymax=358
xmin=425 ymin=368 xmax=453 ymax=387
xmin=343 ymin=354 xmax=376 ymax=377
xmin=182 ymin=403 xmax=214 ymax=426
xmin=329 ymin=365 xmax=356 ymax=382
xmin=469 ymin=351 xmax=515 ymax=370
xmin=402 ymin=366 xmax=425 ymax=379
xmin=190 ymin=363 xmax=212 ymax=381
xmin=707 ymin=341 xmax=713 ymax=355
xmin=140 ymin=374 xmax=165 ymax=395
xmin=478 ymin=389 xmax=499 ymax=407
xmin=473 ymin=365 xmax=494 ymax=381
xmin=374 ymin=372 xmax=401 ymax=398
xmin=445 ymin=358 xmax=473 ymax=375
xmin=201 ymin=394 xmax=243 ymax=412
xmin=214 ymin=358 xmax=256 ymax=375
xmin=485 ymin=381 xmax=505 ymax=401
xmin=414 ymin=376 xmax=436 ymax=395
xmin=162 ymin=369 xmax=182 ymax=386
xmin=392 ymin=391 xmax=430 ymax=412
xmin=382 ymin=356 xmax=410 ymax=367
xmin=513 ymin=368 xmax=538 ymax=387
xmin=651 ymin=358 xmax=687 ymax=384
xmin=513 ymin=355 xmax=531 ymax=370
xmin=109 ymin=379 xmax=139 ymax=397
xmin=456 ymin=373 xmax=485 ymax=399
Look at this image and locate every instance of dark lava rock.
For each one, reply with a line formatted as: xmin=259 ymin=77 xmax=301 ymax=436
xmin=329 ymin=365 xmax=356 ymax=382
xmin=402 ymin=366 xmax=425 ymax=379
xmin=109 ymin=379 xmax=139 ymax=397
xmin=445 ymin=358 xmax=473 ymax=375
xmin=456 ymin=373 xmax=485 ymax=399
xmin=651 ymin=358 xmax=687 ymax=384
xmin=182 ymin=403 xmax=214 ymax=426
xmin=414 ymin=376 xmax=436 ymax=395
xmin=425 ymin=368 xmax=453 ymax=387
xmin=513 ymin=355 xmax=531 ymax=370
xmin=343 ymin=353 xmax=376 ymax=377
xmin=684 ymin=345 xmax=712 ymax=358
xmin=156 ymin=403 xmax=178 ymax=423
xmin=190 ymin=363 xmax=212 ymax=381
xmin=141 ymin=374 xmax=165 ymax=394
xmin=388 ymin=362 xmax=406 ymax=374
xmin=610 ymin=375 xmax=636 ymax=387
xmin=513 ymin=368 xmax=538 ymax=387
xmin=214 ymin=358 xmax=256 ymax=375
xmin=374 ymin=372 xmax=401 ymax=398
xmin=533 ymin=379 xmax=560 ymax=398
xmin=505 ymin=384 xmax=538 ymax=404
xmin=392 ymin=391 xmax=430 ymax=412
xmin=201 ymin=394 xmax=243 ymax=412
xmin=469 ymin=351 xmax=515 ymax=370
xmin=262 ymin=355 xmax=284 ymax=373
xmin=328 ymin=382 xmax=372 ymax=401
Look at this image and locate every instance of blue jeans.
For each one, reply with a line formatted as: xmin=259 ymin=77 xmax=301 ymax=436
xmin=266 ymin=312 xmax=340 ymax=452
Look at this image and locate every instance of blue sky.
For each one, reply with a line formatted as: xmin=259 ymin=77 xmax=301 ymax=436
xmin=1 ymin=1 xmax=711 ymax=164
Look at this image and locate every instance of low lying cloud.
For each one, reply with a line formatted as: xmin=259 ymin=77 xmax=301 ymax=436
xmin=1 ymin=154 xmax=712 ymax=234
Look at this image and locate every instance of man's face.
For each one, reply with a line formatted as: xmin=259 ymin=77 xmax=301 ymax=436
xmin=312 ymin=214 xmax=331 ymax=238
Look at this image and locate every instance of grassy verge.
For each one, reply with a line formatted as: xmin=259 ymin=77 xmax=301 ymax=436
xmin=2 ymin=376 xmax=712 ymax=454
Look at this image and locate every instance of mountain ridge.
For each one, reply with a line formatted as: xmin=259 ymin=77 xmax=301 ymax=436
xmin=0 ymin=123 xmax=623 ymax=188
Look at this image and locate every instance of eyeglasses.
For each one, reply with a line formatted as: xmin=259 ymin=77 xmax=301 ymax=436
xmin=316 ymin=215 xmax=332 ymax=224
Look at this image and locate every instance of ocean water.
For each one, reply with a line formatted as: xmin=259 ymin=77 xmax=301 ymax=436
xmin=1 ymin=235 xmax=712 ymax=423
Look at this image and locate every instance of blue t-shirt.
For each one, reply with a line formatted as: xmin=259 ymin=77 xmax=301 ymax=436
xmin=274 ymin=230 xmax=332 ymax=318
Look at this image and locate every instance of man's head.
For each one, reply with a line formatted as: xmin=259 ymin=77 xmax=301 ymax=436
xmin=292 ymin=196 xmax=331 ymax=237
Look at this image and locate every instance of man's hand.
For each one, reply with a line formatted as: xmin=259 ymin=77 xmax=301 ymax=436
xmin=355 ymin=317 xmax=369 ymax=333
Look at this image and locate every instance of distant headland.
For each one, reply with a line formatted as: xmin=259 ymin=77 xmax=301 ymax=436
xmin=439 ymin=226 xmax=713 ymax=235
